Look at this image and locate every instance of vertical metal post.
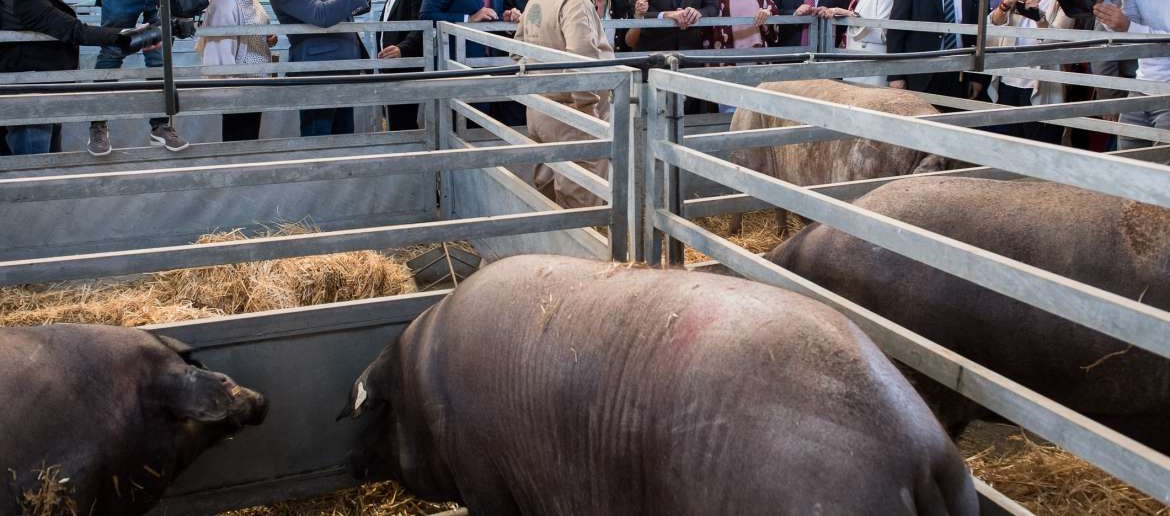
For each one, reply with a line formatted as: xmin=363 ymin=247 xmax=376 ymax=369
xmin=632 ymin=80 xmax=647 ymax=263
xmin=609 ymin=74 xmax=632 ymax=262
xmin=805 ymin=14 xmax=819 ymax=53
xmin=664 ymin=62 xmax=684 ymax=266
xmin=423 ymin=25 xmax=438 ymax=152
xmin=818 ymin=16 xmax=835 ymax=53
xmin=642 ymin=81 xmax=664 ymax=266
xmin=454 ymin=34 xmax=469 ymax=135
xmin=160 ymin=0 xmax=177 ymax=117
xmin=437 ymin=25 xmax=454 ymax=220
xmin=974 ymin=0 xmax=989 ymax=72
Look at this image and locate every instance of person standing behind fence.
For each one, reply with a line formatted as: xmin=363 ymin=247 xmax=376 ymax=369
xmin=0 ymin=0 xmax=159 ymax=155
xmin=271 ymin=0 xmax=372 ymax=137
xmin=816 ymin=0 xmax=892 ymax=85
xmin=88 ymin=0 xmax=189 ymax=156
xmin=196 ymin=0 xmax=277 ymax=141
xmin=886 ymin=0 xmax=989 ymax=102
xmin=377 ymin=0 xmax=424 ymax=130
xmin=985 ymin=0 xmax=1072 ymax=144
xmin=1096 ymin=0 xmax=1170 ymax=151
xmin=513 ymin=0 xmax=614 ymax=207
xmin=627 ymin=0 xmax=718 ymax=51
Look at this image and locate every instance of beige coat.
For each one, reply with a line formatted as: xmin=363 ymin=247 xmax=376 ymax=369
xmin=513 ymin=0 xmax=615 ymax=208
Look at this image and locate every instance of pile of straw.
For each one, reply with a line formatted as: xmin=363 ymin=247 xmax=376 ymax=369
xmin=684 ymin=210 xmax=800 ymax=264
xmin=960 ymin=422 xmax=1167 ymax=515
xmin=223 ymin=481 xmax=458 ymax=516
xmin=0 ymin=223 xmax=417 ymax=327
xmin=17 ymin=465 xmax=77 ymax=516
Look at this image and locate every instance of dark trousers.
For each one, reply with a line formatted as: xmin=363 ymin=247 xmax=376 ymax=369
xmin=386 ymin=103 xmax=420 ymax=131
xmin=923 ymin=71 xmax=967 ymax=99
xmin=300 ymin=107 xmax=355 ymax=137
xmin=223 ymin=112 xmax=263 ymax=141
xmin=990 ymin=83 xmax=1062 ymax=145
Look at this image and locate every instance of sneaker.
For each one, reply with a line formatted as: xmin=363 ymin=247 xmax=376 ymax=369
xmin=149 ymin=124 xmax=189 ymax=152
xmin=87 ymin=123 xmax=112 ymax=157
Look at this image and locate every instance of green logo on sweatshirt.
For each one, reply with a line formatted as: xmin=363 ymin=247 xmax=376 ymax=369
xmin=525 ymin=3 xmax=542 ymax=26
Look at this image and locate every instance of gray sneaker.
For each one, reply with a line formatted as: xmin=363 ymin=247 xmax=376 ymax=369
xmin=87 ymin=123 xmax=112 ymax=157
xmin=149 ymin=124 xmax=189 ymax=152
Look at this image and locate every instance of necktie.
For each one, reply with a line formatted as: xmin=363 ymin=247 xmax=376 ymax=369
xmin=799 ymin=0 xmax=815 ymax=46
xmin=941 ymin=0 xmax=958 ymax=49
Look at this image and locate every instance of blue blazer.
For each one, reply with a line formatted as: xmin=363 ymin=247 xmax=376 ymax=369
xmin=271 ymin=0 xmax=371 ymax=62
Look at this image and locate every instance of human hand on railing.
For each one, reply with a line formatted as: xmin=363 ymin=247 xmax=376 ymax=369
xmin=634 ymin=0 xmax=649 ymax=19
xmin=753 ymin=8 xmax=770 ymax=26
xmin=1093 ymin=2 xmax=1130 ymax=32
xmin=470 ymin=6 xmax=500 ymax=21
xmin=504 ymin=8 xmax=523 ymax=22
xmin=793 ymin=4 xmax=819 ymax=16
xmin=1102 ymin=113 xmax=1120 ymax=123
xmin=888 ymin=79 xmax=906 ymax=89
xmin=379 ymin=45 xmax=402 ymax=58
xmin=666 ymin=6 xmax=701 ymax=28
xmin=817 ymin=7 xmax=855 ymax=18
xmin=267 ymin=34 xmax=279 ymax=47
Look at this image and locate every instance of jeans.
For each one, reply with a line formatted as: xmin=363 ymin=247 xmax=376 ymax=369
xmin=300 ymin=108 xmax=355 ymax=137
xmin=96 ymin=0 xmax=167 ymax=128
xmin=5 ymin=125 xmax=55 ymax=155
xmin=1118 ymin=91 xmax=1170 ymax=152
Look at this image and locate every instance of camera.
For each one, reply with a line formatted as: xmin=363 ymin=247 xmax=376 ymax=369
xmin=1013 ymin=2 xmax=1043 ymax=20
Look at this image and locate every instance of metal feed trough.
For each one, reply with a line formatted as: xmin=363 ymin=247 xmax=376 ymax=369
xmin=1 ymin=8 xmax=1169 ymax=514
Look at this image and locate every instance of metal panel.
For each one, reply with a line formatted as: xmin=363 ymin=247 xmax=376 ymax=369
xmin=681 ymin=144 xmax=1170 ymax=218
xmin=0 ymin=141 xmax=609 ymax=203
xmin=0 ymin=207 xmax=611 ymax=285
xmin=0 ymin=131 xmax=425 ymax=175
xmin=687 ymin=42 xmax=1170 ymax=85
xmin=651 ymin=209 xmax=1170 ymax=505
xmin=655 ymin=140 xmax=1170 ymax=361
xmin=650 ymin=70 xmax=1170 ymax=211
xmin=0 ymin=70 xmax=629 ymax=124
xmin=446 ymin=136 xmax=609 ymax=261
xmin=684 ymin=94 xmax=1170 ymax=153
xmin=449 ymin=100 xmax=612 ymax=202
xmin=140 ymin=292 xmax=448 ymax=514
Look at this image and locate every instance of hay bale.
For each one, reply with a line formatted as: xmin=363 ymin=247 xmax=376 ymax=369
xmin=221 ymin=480 xmax=458 ymax=516
xmin=959 ymin=421 xmax=1168 ymax=515
xmin=683 ymin=210 xmax=800 ymax=264
xmin=0 ymin=223 xmax=417 ymax=327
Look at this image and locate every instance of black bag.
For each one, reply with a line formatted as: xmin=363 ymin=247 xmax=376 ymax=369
xmin=170 ymin=0 xmax=208 ymax=18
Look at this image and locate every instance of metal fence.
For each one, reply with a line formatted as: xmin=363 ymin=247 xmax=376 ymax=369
xmin=3 ymin=10 xmax=1170 ymax=514
xmin=642 ymin=24 xmax=1170 ymax=516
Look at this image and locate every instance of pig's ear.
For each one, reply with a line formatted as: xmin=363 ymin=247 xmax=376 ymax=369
xmin=151 ymin=333 xmax=207 ymax=369
xmin=337 ymin=369 xmax=374 ymax=421
xmin=168 ymin=367 xmax=235 ymax=422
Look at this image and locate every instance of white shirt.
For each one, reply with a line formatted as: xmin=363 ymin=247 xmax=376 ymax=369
xmin=1105 ymin=0 xmax=1170 ymax=82
xmin=382 ymin=0 xmax=399 ymax=21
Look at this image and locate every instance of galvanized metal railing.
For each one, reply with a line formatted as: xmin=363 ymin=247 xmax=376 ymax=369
xmin=643 ymin=57 xmax=1170 ymax=512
